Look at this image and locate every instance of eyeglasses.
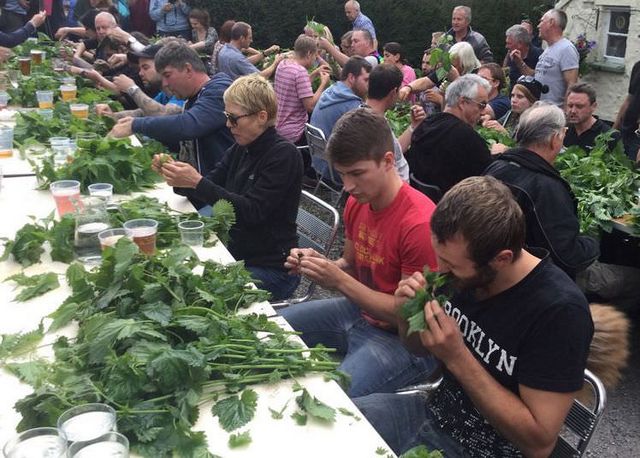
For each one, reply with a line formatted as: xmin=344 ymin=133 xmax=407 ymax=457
xmin=464 ymin=97 xmax=488 ymax=110
xmin=517 ymin=75 xmax=536 ymax=84
xmin=224 ymin=111 xmax=257 ymax=126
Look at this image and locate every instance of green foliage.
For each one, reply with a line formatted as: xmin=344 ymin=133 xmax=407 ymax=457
xmin=400 ymin=266 xmax=450 ymax=335
xmin=386 ymin=102 xmax=412 ymax=137
xmin=476 ymin=126 xmax=516 ymax=148
xmin=293 ymin=387 xmax=336 ymax=423
xmin=399 ymin=445 xmax=444 ymax=458
xmin=211 ymin=389 xmax=258 ymax=432
xmin=4 ymin=272 xmax=60 ymax=302
xmin=556 ymin=133 xmax=640 ymax=235
xmin=31 ymin=137 xmax=160 ymax=194
xmin=8 ymin=240 xmax=340 ymax=456
xmin=228 ymin=430 xmax=252 ymax=448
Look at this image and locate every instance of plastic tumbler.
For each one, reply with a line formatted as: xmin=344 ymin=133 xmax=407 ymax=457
xmin=18 ymin=57 xmax=30 ymax=76
xmin=178 ymin=220 xmax=205 ymax=246
xmin=50 ymin=180 xmax=81 ymax=217
xmin=2 ymin=427 xmax=67 ymax=458
xmin=123 ymin=219 xmax=158 ymax=255
xmin=57 ymin=403 xmax=117 ymax=443
xmin=98 ymin=228 xmax=133 ymax=250
xmin=70 ymin=103 xmax=89 ymax=119
xmin=88 ymin=183 xmax=113 ymax=202
xmin=0 ymin=90 xmax=9 ymax=109
xmin=67 ymin=432 xmax=129 ymax=458
xmin=35 ymin=90 xmax=54 ymax=109
xmin=0 ymin=126 xmax=13 ymax=158
xmin=30 ymin=49 xmax=44 ymax=64
xmin=60 ymin=84 xmax=77 ymax=101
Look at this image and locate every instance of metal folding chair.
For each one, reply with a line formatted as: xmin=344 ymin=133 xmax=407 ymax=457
xmin=409 ymin=172 xmax=443 ymax=204
xmin=271 ymin=190 xmax=340 ymax=308
xmin=305 ymin=123 xmax=345 ymax=206
xmin=550 ymin=369 xmax=607 ymax=457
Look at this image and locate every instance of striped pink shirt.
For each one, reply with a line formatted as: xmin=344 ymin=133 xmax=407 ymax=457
xmin=274 ymin=59 xmax=313 ymax=142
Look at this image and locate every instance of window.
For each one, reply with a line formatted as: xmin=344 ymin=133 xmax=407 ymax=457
xmin=603 ymin=9 xmax=629 ymax=60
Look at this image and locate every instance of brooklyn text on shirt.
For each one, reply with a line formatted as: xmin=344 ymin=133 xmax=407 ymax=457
xmin=443 ymin=301 xmax=517 ymax=376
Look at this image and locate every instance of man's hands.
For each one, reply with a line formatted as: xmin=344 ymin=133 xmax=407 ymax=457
xmin=156 ymin=160 xmax=202 ymax=188
xmin=509 ymin=49 xmax=524 ymax=68
xmin=107 ymin=53 xmax=128 ymax=68
xmin=29 ymin=10 xmax=47 ymax=28
xmin=109 ymin=116 xmax=134 ymax=137
xmin=284 ymin=248 xmax=345 ymax=289
xmin=162 ymin=1 xmax=174 ymax=12
xmin=264 ymin=45 xmax=280 ymax=56
xmin=107 ymin=26 xmax=132 ymax=45
xmin=113 ymin=74 xmax=136 ymax=93
xmin=410 ymin=105 xmax=426 ymax=129
xmin=398 ymin=85 xmax=412 ymax=102
xmin=395 ymin=272 xmax=466 ymax=365
xmin=95 ymin=103 xmax=114 ymax=117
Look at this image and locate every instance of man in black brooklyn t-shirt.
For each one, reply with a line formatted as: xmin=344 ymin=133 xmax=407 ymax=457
xmin=355 ymin=176 xmax=593 ymax=457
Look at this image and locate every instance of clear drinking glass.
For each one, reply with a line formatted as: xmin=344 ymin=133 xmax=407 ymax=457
xmin=57 ymin=403 xmax=117 ymax=443
xmin=50 ymin=179 xmax=81 ymax=217
xmin=2 ymin=427 xmax=67 ymax=458
xmin=67 ymin=432 xmax=129 ymax=458
xmin=178 ymin=220 xmax=205 ymax=246
xmin=73 ymin=197 xmax=111 ymax=264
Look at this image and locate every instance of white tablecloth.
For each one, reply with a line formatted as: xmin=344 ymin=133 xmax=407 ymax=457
xmin=0 ymin=178 xmax=393 ymax=457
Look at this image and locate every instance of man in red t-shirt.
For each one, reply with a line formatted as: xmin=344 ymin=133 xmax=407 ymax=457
xmin=281 ymin=107 xmax=438 ymax=397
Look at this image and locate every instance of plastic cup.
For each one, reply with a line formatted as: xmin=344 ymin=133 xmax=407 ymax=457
xmin=0 ymin=90 xmax=9 ymax=109
xmin=67 ymin=432 xmax=129 ymax=458
xmin=36 ymin=90 xmax=54 ymax=109
xmin=88 ymin=183 xmax=113 ymax=202
xmin=70 ymin=104 xmax=89 ymax=119
xmin=3 ymin=427 xmax=67 ymax=458
xmin=178 ymin=220 xmax=204 ymax=247
xmin=0 ymin=126 xmax=13 ymax=158
xmin=60 ymin=84 xmax=77 ymax=102
xmin=57 ymin=403 xmax=117 ymax=443
xmin=30 ymin=49 xmax=44 ymax=64
xmin=49 ymin=136 xmax=71 ymax=165
xmin=18 ymin=57 xmax=30 ymax=76
xmin=50 ymin=180 xmax=81 ymax=217
xmin=38 ymin=108 xmax=53 ymax=119
xmin=123 ymin=219 xmax=158 ymax=255
xmin=98 ymin=228 xmax=133 ymax=250
xmin=76 ymin=132 xmax=98 ymax=145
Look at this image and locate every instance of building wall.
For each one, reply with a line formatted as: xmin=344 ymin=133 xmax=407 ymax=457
xmin=558 ymin=0 xmax=640 ymax=122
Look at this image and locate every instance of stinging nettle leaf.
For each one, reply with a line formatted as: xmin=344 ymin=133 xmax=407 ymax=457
xmin=211 ymin=389 xmax=258 ymax=432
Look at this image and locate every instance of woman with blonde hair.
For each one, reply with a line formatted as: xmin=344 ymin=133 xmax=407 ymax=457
xmin=155 ymin=74 xmax=303 ymax=300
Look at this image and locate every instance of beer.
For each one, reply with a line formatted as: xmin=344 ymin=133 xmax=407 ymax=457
xmin=70 ymin=103 xmax=89 ymax=119
xmin=60 ymin=84 xmax=77 ymax=101
xmin=18 ymin=57 xmax=31 ymax=76
xmin=30 ymin=50 xmax=43 ymax=64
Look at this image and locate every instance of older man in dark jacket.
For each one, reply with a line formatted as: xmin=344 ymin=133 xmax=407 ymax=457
xmin=485 ymin=102 xmax=599 ymax=277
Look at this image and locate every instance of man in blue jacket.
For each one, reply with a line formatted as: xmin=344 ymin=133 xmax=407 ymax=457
xmin=109 ymin=41 xmax=234 ymax=209
xmin=149 ymin=0 xmax=190 ymax=40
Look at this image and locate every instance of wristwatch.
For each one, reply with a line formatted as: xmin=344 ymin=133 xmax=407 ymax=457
xmin=126 ymin=86 xmax=140 ymax=97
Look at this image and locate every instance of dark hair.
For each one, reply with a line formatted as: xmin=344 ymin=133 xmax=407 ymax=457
xmin=383 ymin=42 xmax=406 ymax=64
xmin=154 ymin=41 xmax=206 ymax=73
xmin=340 ymin=56 xmax=372 ymax=81
xmin=568 ymin=82 xmax=597 ymax=104
xmin=189 ymin=9 xmax=210 ymax=29
xmin=478 ymin=62 xmax=505 ymax=92
xmin=219 ymin=20 xmax=236 ymax=43
xmin=231 ymin=22 xmax=251 ymax=41
xmin=130 ymin=31 xmax=150 ymax=46
xmin=431 ymin=176 xmax=525 ymax=266
xmin=327 ymin=107 xmax=393 ymax=165
xmin=368 ymin=64 xmax=403 ymax=100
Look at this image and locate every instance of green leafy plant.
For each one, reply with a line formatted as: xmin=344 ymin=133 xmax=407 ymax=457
xmin=399 ymin=444 xmax=444 ymax=458
xmin=4 ymin=272 xmax=60 ymax=302
xmin=386 ymin=103 xmax=412 ymax=137
xmin=476 ymin=126 xmax=516 ymax=148
xmin=555 ymin=133 xmax=640 ymax=235
xmin=399 ymin=267 xmax=450 ymax=335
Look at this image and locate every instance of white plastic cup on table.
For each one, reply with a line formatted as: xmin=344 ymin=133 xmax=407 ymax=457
xmin=49 ymin=136 xmax=71 ymax=164
xmin=123 ymin=218 xmax=158 ymax=255
xmin=57 ymin=403 xmax=117 ymax=444
xmin=98 ymin=228 xmax=133 ymax=250
xmin=178 ymin=220 xmax=205 ymax=247
xmin=76 ymin=132 xmax=98 ymax=146
xmin=88 ymin=183 xmax=113 ymax=202
xmin=67 ymin=432 xmax=129 ymax=458
xmin=70 ymin=103 xmax=89 ymax=119
xmin=35 ymin=90 xmax=54 ymax=109
xmin=0 ymin=90 xmax=9 ymax=109
xmin=61 ymin=76 xmax=75 ymax=85
xmin=50 ymin=179 xmax=81 ymax=217
xmin=2 ymin=427 xmax=68 ymax=458
xmin=60 ymin=84 xmax=77 ymax=102
xmin=0 ymin=125 xmax=13 ymax=158
xmin=38 ymin=108 xmax=53 ymax=119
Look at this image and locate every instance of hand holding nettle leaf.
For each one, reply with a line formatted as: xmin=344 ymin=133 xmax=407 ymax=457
xmin=398 ymin=267 xmax=450 ymax=336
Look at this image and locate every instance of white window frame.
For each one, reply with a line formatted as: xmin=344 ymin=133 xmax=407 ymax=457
xmin=601 ymin=8 xmax=630 ymax=63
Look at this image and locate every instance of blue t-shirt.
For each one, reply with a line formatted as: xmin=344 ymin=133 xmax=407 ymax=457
xmin=217 ymin=44 xmax=259 ymax=80
xmin=489 ymin=94 xmax=511 ymax=120
xmin=154 ymin=91 xmax=185 ymax=107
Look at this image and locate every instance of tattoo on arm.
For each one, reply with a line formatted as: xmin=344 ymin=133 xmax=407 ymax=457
xmin=132 ymin=90 xmax=183 ymax=116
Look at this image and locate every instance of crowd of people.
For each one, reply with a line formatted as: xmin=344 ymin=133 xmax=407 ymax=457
xmin=2 ymin=1 xmax=639 ymax=456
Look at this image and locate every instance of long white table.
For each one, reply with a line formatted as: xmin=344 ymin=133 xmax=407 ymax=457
xmin=0 ymin=177 xmax=393 ymax=457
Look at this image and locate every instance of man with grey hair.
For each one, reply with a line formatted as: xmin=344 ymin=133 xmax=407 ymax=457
xmin=504 ymin=24 xmax=542 ymax=91
xmin=407 ymin=74 xmax=492 ymax=194
xmin=109 ymin=42 xmax=235 ymax=210
xmin=344 ymin=0 xmax=377 ymax=45
xmin=446 ymin=5 xmax=493 ymax=63
xmin=485 ymin=101 xmax=599 ymax=277
xmin=535 ymin=9 xmax=579 ymax=106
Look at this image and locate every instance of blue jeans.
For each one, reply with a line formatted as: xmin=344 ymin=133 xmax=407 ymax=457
xmin=353 ymin=392 xmax=468 ymax=457
xmin=279 ymin=297 xmax=437 ymax=397
xmin=246 ymin=266 xmax=300 ymax=301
